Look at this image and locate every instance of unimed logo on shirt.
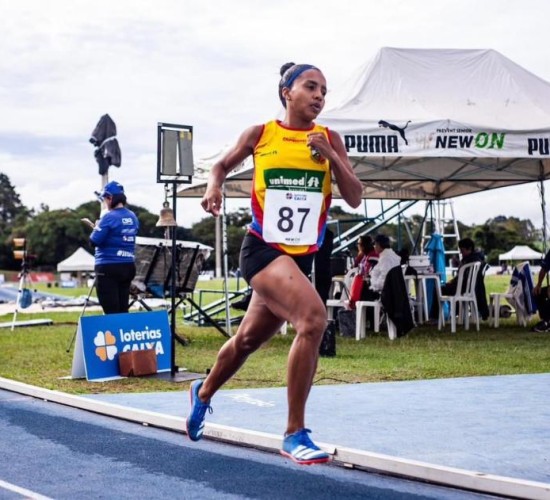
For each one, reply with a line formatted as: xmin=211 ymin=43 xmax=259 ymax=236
xmin=121 ymin=217 xmax=134 ymax=225
xmin=264 ymin=168 xmax=324 ymax=192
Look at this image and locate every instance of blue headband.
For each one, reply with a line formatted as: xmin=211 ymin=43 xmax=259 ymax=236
xmin=279 ymin=64 xmax=319 ymax=107
xmin=283 ymin=64 xmax=317 ymax=89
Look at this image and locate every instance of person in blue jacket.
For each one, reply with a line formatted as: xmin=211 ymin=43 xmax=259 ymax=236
xmin=90 ymin=181 xmax=139 ymax=314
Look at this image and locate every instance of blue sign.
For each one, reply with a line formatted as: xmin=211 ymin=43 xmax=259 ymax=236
xmin=71 ymin=310 xmax=172 ymax=381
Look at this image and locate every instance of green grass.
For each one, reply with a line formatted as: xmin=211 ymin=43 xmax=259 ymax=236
xmin=26 ymin=277 xmax=249 ymax=301
xmin=1 ymin=274 xmax=548 ymax=395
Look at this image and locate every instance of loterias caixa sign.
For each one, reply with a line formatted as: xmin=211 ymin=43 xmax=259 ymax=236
xmin=71 ymin=310 xmax=171 ymax=381
xmin=340 ymin=119 xmax=550 ymax=157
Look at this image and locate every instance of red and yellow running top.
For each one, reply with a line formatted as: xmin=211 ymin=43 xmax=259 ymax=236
xmin=248 ymin=120 xmax=333 ymax=255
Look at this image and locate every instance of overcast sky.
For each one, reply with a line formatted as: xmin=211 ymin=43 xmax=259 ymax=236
xmin=2 ymin=0 xmax=550 ymax=230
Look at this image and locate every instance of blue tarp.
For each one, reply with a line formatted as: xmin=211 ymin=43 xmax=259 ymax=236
xmin=424 ymin=233 xmax=447 ymax=317
xmin=509 ymin=262 xmax=537 ymax=316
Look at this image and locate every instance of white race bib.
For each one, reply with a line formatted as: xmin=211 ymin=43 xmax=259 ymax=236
xmin=263 ymin=189 xmax=323 ymax=245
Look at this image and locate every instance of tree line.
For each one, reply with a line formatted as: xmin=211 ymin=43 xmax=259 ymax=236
xmin=0 ymin=173 xmax=544 ymax=273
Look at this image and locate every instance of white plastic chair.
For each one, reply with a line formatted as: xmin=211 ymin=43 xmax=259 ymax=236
xmin=326 ymin=267 xmax=360 ymax=320
xmin=354 ymin=266 xmax=408 ymax=341
xmin=355 ymin=299 xmax=397 ymax=340
xmin=435 ymin=261 xmax=481 ymax=333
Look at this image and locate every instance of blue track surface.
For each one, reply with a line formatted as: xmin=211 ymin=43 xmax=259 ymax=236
xmin=0 ymin=284 xmax=66 ymax=303
xmin=87 ymin=373 xmax=550 ymax=485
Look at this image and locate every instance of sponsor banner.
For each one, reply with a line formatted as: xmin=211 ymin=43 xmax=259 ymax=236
xmin=71 ymin=310 xmax=171 ymax=381
xmin=264 ymin=168 xmax=324 ymax=192
xmin=322 ymin=119 xmax=550 ymax=157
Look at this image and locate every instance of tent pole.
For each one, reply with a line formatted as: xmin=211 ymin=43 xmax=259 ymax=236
xmin=538 ymin=162 xmax=550 ymax=289
xmin=221 ymin=185 xmax=232 ymax=336
xmin=170 ymin=182 xmax=178 ymax=376
xmin=397 ymin=213 xmax=402 ymax=250
xmin=414 ymin=201 xmax=432 ymax=254
xmin=100 ymin=172 xmax=109 ymax=213
xmin=539 ymin=164 xmax=547 ymax=253
xmin=215 ymin=216 xmax=222 ymax=278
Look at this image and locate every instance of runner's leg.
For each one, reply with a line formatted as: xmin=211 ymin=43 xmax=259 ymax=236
xmin=249 ymin=256 xmax=326 ymax=435
xmin=199 ymin=291 xmax=284 ymax=400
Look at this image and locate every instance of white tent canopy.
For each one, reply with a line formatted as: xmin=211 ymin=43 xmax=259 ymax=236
xmin=57 ymin=247 xmax=95 ymax=272
xmin=498 ymin=245 xmax=543 ymax=261
xmin=179 ymin=47 xmax=550 ymax=201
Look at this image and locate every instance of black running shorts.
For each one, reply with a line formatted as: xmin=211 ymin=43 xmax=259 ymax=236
xmin=239 ymin=233 xmax=315 ymax=284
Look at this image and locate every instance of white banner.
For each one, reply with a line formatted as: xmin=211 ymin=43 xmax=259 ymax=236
xmin=321 ymin=120 xmax=550 ymax=158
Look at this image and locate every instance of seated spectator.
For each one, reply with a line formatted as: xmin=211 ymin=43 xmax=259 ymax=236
xmin=368 ymin=234 xmax=401 ymax=293
xmin=360 ymin=234 xmax=401 ymax=309
xmin=440 ymin=238 xmax=489 ymax=320
xmin=354 ymin=235 xmax=379 ymax=278
xmin=346 ymin=242 xmax=415 ymax=338
xmin=532 ymin=249 xmax=550 ymax=332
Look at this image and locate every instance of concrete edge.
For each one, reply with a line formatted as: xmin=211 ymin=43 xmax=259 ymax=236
xmin=1 ymin=377 xmax=549 ymax=500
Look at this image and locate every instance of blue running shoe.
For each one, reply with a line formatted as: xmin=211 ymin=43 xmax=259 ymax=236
xmin=280 ymin=428 xmax=330 ymax=465
xmin=186 ymin=379 xmax=212 ymax=441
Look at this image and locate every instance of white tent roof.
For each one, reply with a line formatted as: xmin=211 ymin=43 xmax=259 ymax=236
xmin=57 ymin=247 xmax=95 ymax=272
xmin=498 ymin=245 xmax=543 ymax=261
xmin=179 ymin=47 xmax=550 ymax=201
xmin=323 ymin=47 xmax=550 ymax=130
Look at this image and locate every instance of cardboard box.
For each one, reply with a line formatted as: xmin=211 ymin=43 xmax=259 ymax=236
xmin=118 ymin=349 xmax=158 ymax=377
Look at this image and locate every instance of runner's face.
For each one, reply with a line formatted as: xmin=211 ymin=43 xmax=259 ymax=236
xmin=285 ymin=69 xmax=327 ymax=120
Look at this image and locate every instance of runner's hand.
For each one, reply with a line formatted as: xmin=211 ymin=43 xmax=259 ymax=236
xmin=201 ymin=188 xmax=222 ymax=216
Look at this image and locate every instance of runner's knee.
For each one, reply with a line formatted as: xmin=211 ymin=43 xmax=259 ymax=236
xmin=233 ymin=328 xmax=267 ymax=355
xmin=293 ymin=305 xmax=326 ymax=340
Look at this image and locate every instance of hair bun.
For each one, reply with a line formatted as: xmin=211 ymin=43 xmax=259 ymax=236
xmin=280 ymin=62 xmax=295 ymax=77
